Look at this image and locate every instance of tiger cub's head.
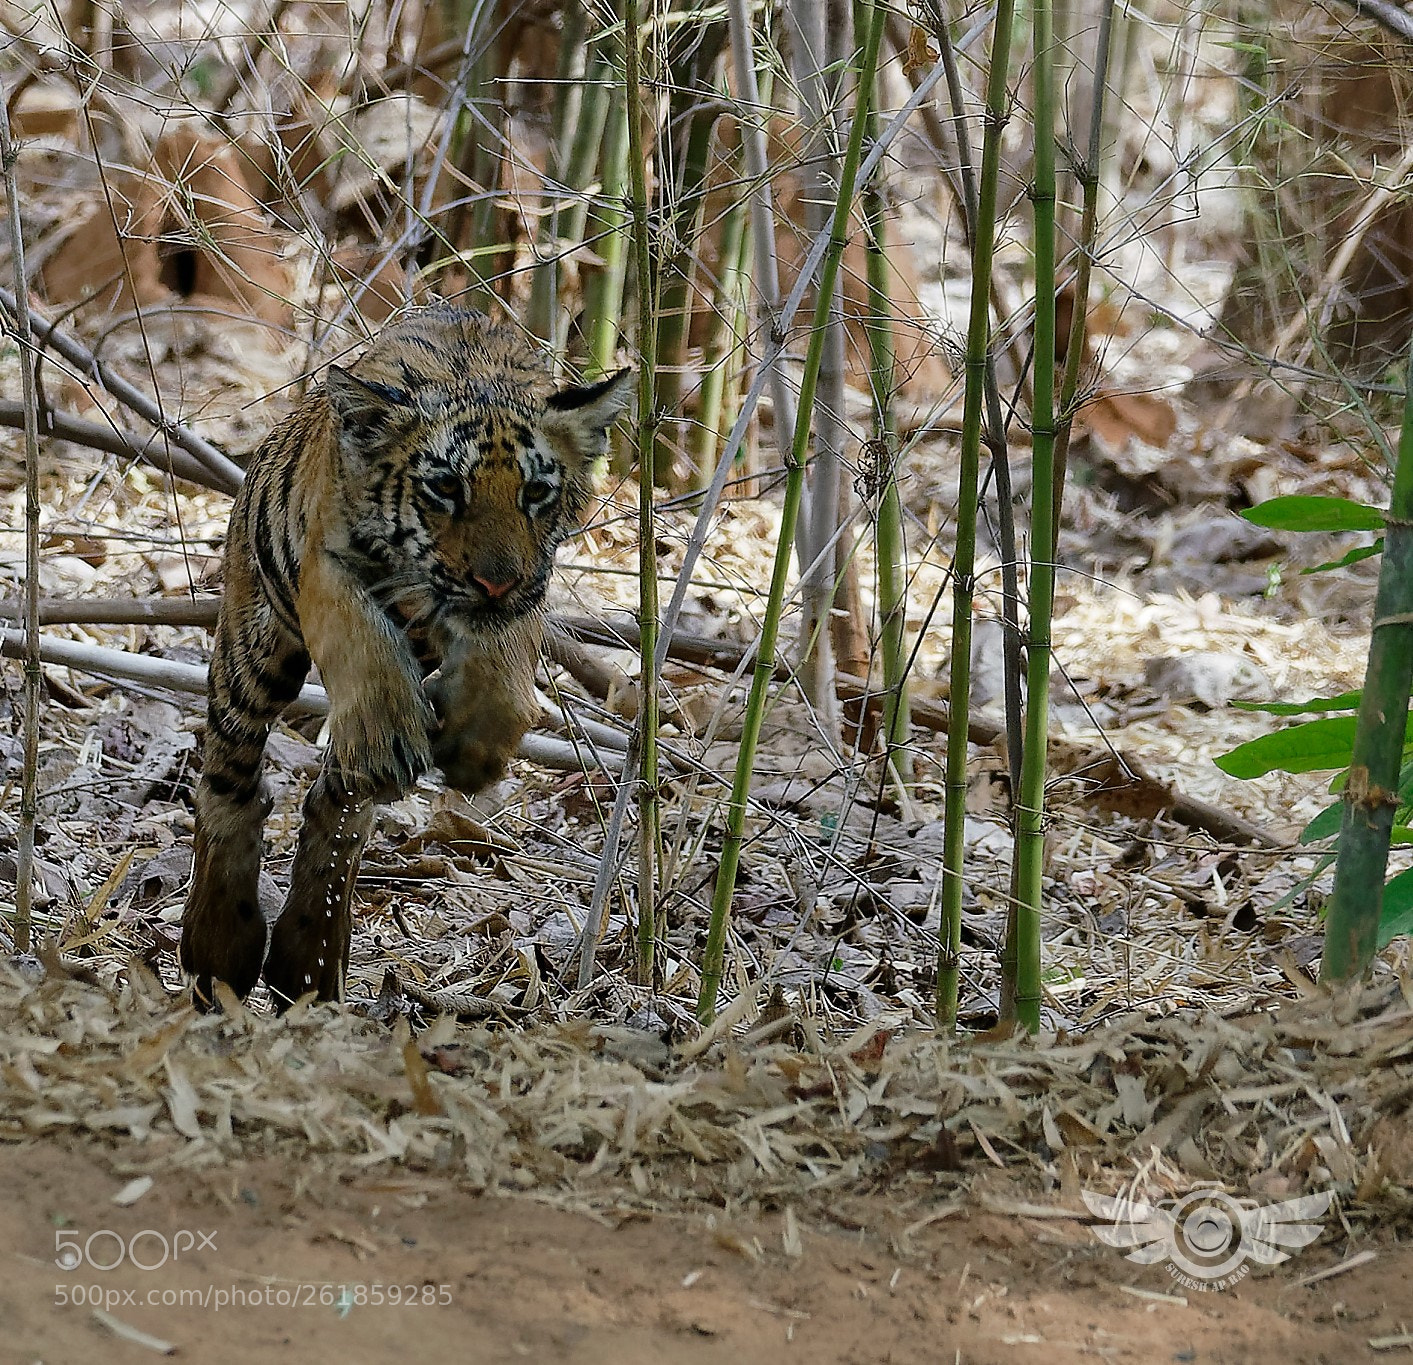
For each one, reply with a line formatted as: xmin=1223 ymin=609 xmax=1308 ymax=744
xmin=323 ymin=307 xmax=632 ymax=635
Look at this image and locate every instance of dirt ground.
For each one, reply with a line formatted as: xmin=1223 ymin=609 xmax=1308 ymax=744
xmin=3 ymin=1138 xmax=1408 ymax=1365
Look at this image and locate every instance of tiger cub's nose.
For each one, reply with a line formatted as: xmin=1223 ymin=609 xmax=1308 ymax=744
xmin=473 ymin=572 xmax=521 ymax=599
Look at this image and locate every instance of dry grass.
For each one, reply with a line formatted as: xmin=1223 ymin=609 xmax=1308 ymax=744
xmin=3 ymin=957 xmax=1409 ymax=1217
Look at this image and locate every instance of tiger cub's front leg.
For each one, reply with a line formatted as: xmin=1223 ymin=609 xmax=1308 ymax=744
xmin=427 ymin=618 xmax=543 ymax=795
xmin=262 ymin=550 xmax=435 ymax=1006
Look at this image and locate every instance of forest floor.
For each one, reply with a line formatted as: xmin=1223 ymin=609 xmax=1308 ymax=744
xmin=4 ymin=19 xmax=1413 ymax=1357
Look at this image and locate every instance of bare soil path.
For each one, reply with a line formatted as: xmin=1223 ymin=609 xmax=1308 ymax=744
xmin=4 ymin=1140 xmax=1407 ymax=1365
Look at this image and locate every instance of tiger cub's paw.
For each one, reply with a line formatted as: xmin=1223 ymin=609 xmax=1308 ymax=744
xmin=431 ymin=730 xmax=518 ymax=796
xmin=328 ymin=699 xmax=433 ymax=802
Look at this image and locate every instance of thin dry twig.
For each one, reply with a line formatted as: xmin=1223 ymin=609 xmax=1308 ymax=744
xmin=0 ymin=79 xmax=41 ymax=952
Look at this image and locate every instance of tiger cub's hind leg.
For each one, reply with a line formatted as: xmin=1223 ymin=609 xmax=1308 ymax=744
xmin=181 ymin=614 xmax=310 ymax=1006
xmin=261 ymin=552 xmax=435 ymax=1007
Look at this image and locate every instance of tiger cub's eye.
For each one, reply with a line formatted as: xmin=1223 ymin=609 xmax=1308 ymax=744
xmin=523 ymin=478 xmax=556 ymax=506
xmin=426 ymin=473 xmax=461 ymax=504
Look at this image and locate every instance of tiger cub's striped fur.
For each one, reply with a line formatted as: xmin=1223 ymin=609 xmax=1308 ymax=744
xmin=182 ymin=306 xmax=631 ymax=1008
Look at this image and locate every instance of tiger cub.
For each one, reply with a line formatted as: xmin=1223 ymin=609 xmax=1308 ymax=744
xmin=181 ymin=306 xmax=631 ymax=1008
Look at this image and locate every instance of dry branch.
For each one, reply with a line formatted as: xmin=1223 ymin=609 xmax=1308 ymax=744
xmin=554 ymin=612 xmax=994 ymax=739
xmin=0 ymin=627 xmax=325 ymax=711
xmin=0 ymin=402 xmax=226 ymax=491
xmin=0 ymin=287 xmax=246 ymax=494
xmin=554 ymin=617 xmax=1274 ymax=848
xmin=0 ymin=605 xmax=1266 ymax=847
xmin=1336 ymin=0 xmax=1413 ymax=43
xmin=543 ymin=627 xmax=634 ymax=710
xmin=0 ymin=629 xmax=618 ymax=776
xmin=0 ymin=597 xmax=221 ymax=627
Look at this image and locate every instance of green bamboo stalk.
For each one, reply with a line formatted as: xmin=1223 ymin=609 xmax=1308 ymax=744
xmin=547 ymin=44 xmax=614 ymax=359
xmin=1052 ymin=0 xmax=1115 ymax=543
xmin=445 ymin=0 xmax=504 ymax=310
xmin=1322 ymin=338 xmax=1413 ymax=982
xmin=527 ymin=1 xmax=590 ymax=347
xmin=1006 ymin=0 xmax=1060 ymax=1033
xmin=623 ymin=0 xmax=662 ymax=986
xmin=861 ymin=77 xmax=910 ymax=790
xmin=930 ymin=2 xmax=1026 ymax=798
xmin=696 ymin=0 xmax=887 ymax=1024
xmin=688 ymin=188 xmax=750 ymax=487
xmin=584 ymin=84 xmax=631 ymax=379
xmin=937 ymin=0 xmax=1019 ymax=1030
xmin=652 ymin=27 xmax=726 ymax=486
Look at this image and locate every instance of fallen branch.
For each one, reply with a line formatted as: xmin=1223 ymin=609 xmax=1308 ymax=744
xmin=536 ymin=688 xmax=630 ymax=755
xmin=0 ymin=630 xmax=617 ymax=774
xmin=555 ymin=614 xmax=1276 ymax=847
xmin=542 ymin=626 xmax=635 ymax=712
xmin=0 ymin=286 xmax=246 ymax=494
xmin=0 ymin=627 xmax=325 ymax=711
xmin=554 ymin=612 xmax=997 ymax=742
xmin=1334 ymin=0 xmax=1413 ymax=43
xmin=0 ymin=401 xmax=227 ymax=492
xmin=3 ymin=598 xmax=983 ymax=741
xmin=1168 ymin=791 xmax=1276 ymax=850
xmin=0 ymin=597 xmax=222 ymax=627
xmin=0 ymin=610 xmax=1260 ymax=843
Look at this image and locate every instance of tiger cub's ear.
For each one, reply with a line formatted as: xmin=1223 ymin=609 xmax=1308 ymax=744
xmin=542 ymin=369 xmax=634 ymax=465
xmin=325 ymin=366 xmax=417 ymax=464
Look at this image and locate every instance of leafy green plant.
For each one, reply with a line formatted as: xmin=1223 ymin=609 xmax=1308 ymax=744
xmin=1216 ymin=359 xmax=1413 ymax=966
xmin=1218 ymin=698 xmax=1413 ymax=953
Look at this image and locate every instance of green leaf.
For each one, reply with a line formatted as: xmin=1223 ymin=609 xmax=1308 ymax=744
xmin=1303 ymin=540 xmax=1383 ymax=574
xmin=1215 ymin=715 xmax=1358 ymax=777
xmin=1233 ymin=691 xmax=1361 ymax=716
xmin=1300 ymin=800 xmax=1343 ymax=844
xmin=1394 ymin=759 xmax=1413 ymax=805
xmin=1219 ymin=710 xmax=1413 ymax=779
xmin=1241 ymin=495 xmax=1384 ymax=533
xmin=1377 ymin=868 xmax=1413 ymax=947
